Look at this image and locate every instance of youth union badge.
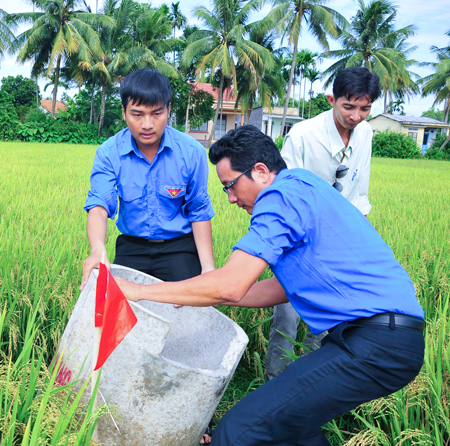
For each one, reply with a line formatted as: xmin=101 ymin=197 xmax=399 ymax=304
xmin=165 ymin=186 xmax=184 ymax=198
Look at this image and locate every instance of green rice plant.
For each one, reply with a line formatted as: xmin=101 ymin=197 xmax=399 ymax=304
xmin=1 ymin=143 xmax=449 ymax=443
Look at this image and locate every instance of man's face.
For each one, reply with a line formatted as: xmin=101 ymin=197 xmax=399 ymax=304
xmin=327 ymin=94 xmax=373 ymax=132
xmin=122 ymin=100 xmax=170 ymax=152
xmin=216 ymin=158 xmax=263 ymax=215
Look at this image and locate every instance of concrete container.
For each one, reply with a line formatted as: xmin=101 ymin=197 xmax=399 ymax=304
xmin=57 ymin=265 xmax=248 ymax=445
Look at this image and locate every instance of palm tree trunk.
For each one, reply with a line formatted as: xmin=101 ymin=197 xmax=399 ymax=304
xmin=308 ymin=81 xmax=313 ymax=118
xmin=90 ymin=83 xmax=95 ymax=125
xmin=51 ymin=54 xmax=62 ymax=118
xmin=301 ymin=77 xmax=306 ymax=118
xmin=185 ymin=90 xmax=191 ymax=133
xmin=281 ymin=40 xmax=298 ymax=136
xmin=98 ymin=82 xmax=107 ymax=137
xmin=208 ymin=74 xmax=224 ymax=147
xmin=384 ymin=90 xmax=388 ymax=113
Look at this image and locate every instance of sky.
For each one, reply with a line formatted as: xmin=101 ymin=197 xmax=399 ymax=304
xmin=1 ymin=0 xmax=449 ymax=117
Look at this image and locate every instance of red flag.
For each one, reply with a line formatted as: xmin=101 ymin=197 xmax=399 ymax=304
xmin=94 ymin=269 xmax=137 ymax=371
xmin=95 ymin=263 xmax=108 ymax=327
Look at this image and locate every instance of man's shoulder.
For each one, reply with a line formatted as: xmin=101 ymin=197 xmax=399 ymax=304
xmin=166 ymin=126 xmax=205 ymax=153
xmin=97 ymin=128 xmax=129 ymax=155
xmin=289 ymin=111 xmax=329 ymax=137
xmin=355 ymin=119 xmax=373 ymax=135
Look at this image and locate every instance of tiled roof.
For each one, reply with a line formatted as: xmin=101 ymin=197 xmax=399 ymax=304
xmin=40 ymin=99 xmax=67 ymax=114
xmin=190 ymin=83 xmax=237 ymax=102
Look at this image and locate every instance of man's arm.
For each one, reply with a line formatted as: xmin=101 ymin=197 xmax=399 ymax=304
xmin=192 ymin=220 xmax=215 ymax=273
xmin=357 ymin=129 xmax=373 ymax=216
xmin=280 ymin=132 xmax=305 ymax=169
xmin=80 ymin=206 xmax=110 ymax=290
xmin=115 ymin=249 xmax=286 ymax=308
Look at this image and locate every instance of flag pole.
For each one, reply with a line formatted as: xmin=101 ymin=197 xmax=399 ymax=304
xmin=91 ymin=253 xmax=106 ymax=442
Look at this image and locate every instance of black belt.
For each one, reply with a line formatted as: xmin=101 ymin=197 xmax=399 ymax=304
xmin=122 ymin=232 xmax=193 ymax=244
xmin=351 ymin=313 xmax=425 ymax=332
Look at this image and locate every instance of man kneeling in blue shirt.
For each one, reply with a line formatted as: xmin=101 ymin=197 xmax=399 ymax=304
xmin=116 ymin=125 xmax=425 ymax=446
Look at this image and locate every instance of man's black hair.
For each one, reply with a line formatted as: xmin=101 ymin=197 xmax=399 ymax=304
xmin=120 ymin=69 xmax=172 ymax=110
xmin=209 ymin=125 xmax=287 ymax=177
xmin=333 ymin=67 xmax=380 ymax=102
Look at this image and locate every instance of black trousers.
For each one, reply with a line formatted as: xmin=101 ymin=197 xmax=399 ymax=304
xmin=113 ymin=233 xmax=201 ymax=281
xmin=211 ymin=321 xmax=424 ymax=446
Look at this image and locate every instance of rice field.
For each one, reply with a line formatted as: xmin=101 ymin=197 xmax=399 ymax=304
xmin=0 ymin=141 xmax=449 ymax=444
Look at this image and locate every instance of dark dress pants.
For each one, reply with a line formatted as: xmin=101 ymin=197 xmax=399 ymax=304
xmin=211 ymin=322 xmax=424 ymax=446
xmin=113 ymin=233 xmax=201 ymax=281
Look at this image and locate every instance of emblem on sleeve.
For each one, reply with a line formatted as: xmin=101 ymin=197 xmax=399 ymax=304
xmin=165 ymin=186 xmax=184 ymax=198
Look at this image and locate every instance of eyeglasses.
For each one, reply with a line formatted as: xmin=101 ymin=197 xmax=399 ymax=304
xmin=223 ymin=166 xmax=254 ymax=195
xmin=332 ymin=164 xmax=349 ymax=193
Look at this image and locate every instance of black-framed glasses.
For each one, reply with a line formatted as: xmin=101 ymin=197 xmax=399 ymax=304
xmin=332 ymin=164 xmax=349 ymax=193
xmin=223 ymin=166 xmax=254 ymax=195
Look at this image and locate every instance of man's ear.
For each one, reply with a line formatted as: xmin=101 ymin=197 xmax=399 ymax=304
xmin=253 ymin=162 xmax=271 ymax=182
xmin=122 ymin=106 xmax=126 ymax=121
xmin=327 ymin=95 xmax=335 ymax=107
xmin=167 ymin=103 xmax=171 ymax=115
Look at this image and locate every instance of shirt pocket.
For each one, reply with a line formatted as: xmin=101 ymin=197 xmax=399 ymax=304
xmin=117 ymin=185 xmax=145 ymax=225
xmin=158 ymin=185 xmax=187 ymax=220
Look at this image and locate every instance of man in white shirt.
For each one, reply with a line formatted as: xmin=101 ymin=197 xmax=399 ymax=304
xmin=266 ymin=66 xmax=381 ymax=381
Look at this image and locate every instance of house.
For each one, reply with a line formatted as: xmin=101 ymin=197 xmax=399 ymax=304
xmin=368 ymin=114 xmax=449 ymax=153
xmin=186 ymin=83 xmax=244 ymax=145
xmin=247 ymin=106 xmax=304 ymax=140
xmin=40 ymin=99 xmax=67 ymax=115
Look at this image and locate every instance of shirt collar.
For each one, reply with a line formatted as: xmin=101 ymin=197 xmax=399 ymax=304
xmin=119 ymin=127 xmax=173 ymax=158
xmin=325 ymin=110 xmax=358 ymax=158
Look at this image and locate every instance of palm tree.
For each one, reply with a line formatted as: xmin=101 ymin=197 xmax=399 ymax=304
xmin=11 ymin=0 xmax=111 ymax=118
xmin=170 ymin=2 xmax=187 ymax=65
xmin=421 ymin=29 xmax=450 ymax=149
xmin=128 ymin=4 xmax=179 ymax=76
xmin=304 ymin=66 xmax=321 ymax=118
xmin=181 ymin=0 xmax=274 ymax=146
xmin=266 ymin=0 xmax=347 ymax=136
xmin=236 ymin=20 xmax=285 ymax=118
xmin=321 ymin=0 xmax=417 ymax=110
xmin=294 ymin=49 xmax=317 ymax=117
xmin=0 ymin=9 xmax=16 ymax=66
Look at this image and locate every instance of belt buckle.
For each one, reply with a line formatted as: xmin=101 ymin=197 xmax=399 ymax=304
xmin=147 ymin=239 xmax=164 ymax=243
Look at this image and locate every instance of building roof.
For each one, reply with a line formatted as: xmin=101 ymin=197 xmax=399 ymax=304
xmin=40 ymin=99 xmax=67 ymax=114
xmin=370 ymin=113 xmax=448 ymax=126
xmin=191 ymin=83 xmax=237 ymax=103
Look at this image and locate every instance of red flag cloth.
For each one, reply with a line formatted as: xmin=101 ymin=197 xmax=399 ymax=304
xmin=95 ymin=263 xmax=108 ymax=327
xmin=94 ymin=270 xmax=137 ymax=371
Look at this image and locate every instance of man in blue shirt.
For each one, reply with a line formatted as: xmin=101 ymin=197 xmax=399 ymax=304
xmin=115 ymin=125 xmax=425 ymax=445
xmin=80 ymin=69 xmax=215 ymax=291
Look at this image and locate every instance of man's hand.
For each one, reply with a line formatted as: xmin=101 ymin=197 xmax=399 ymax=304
xmin=80 ymin=250 xmax=111 ymax=290
xmin=115 ymin=277 xmax=140 ymax=302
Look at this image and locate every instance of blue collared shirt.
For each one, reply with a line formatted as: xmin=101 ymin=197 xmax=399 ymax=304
xmin=234 ymin=168 xmax=424 ymax=334
xmin=84 ymin=126 xmax=215 ymax=239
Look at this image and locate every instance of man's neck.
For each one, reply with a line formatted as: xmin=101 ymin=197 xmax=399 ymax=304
xmin=333 ymin=117 xmax=352 ymax=148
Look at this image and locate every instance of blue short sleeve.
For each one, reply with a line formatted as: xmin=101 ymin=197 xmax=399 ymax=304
xmin=234 ymin=188 xmax=307 ymax=266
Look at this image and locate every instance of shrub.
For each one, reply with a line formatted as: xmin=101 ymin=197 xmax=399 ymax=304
xmin=274 ymin=135 xmax=285 ymax=151
xmin=24 ymin=107 xmax=50 ymax=123
xmin=372 ymin=130 xmax=422 ymax=159
xmin=16 ymin=119 xmax=107 ymax=144
xmin=424 ymin=133 xmax=450 ymax=161
xmin=0 ymin=91 xmax=20 ymax=141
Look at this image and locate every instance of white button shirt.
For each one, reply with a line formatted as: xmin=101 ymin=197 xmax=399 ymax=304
xmin=281 ymin=109 xmax=372 ymax=215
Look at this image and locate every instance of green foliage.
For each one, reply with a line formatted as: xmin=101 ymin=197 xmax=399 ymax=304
xmin=24 ymin=107 xmax=49 ymax=123
xmin=372 ymin=130 xmax=422 ymax=159
xmin=274 ymin=135 xmax=285 ymax=151
xmin=424 ymin=133 xmax=450 ymax=160
xmin=61 ymin=88 xmax=123 ymax=136
xmin=0 ymin=75 xmax=40 ymax=107
xmin=305 ymin=93 xmax=332 ymax=118
xmin=0 ymin=90 xmax=20 ymax=141
xmin=15 ymin=119 xmax=107 ymax=144
xmin=421 ymin=108 xmax=445 ymax=122
xmin=170 ymin=77 xmax=215 ymax=130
